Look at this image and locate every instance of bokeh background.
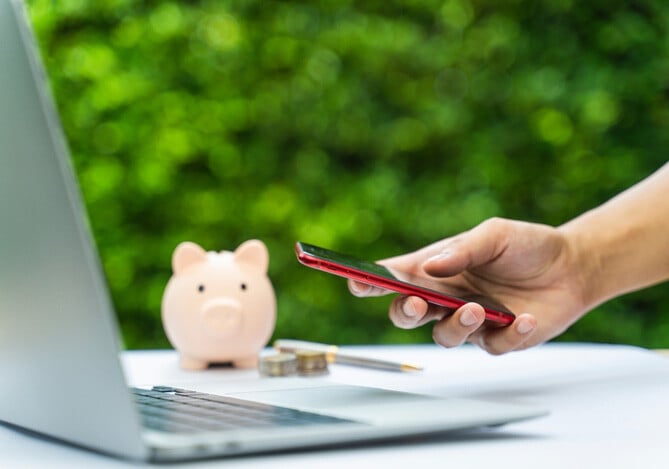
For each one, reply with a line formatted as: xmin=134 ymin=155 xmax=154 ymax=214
xmin=27 ymin=0 xmax=668 ymax=349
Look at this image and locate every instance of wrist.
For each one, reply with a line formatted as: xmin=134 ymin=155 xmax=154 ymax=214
xmin=557 ymin=219 xmax=605 ymax=312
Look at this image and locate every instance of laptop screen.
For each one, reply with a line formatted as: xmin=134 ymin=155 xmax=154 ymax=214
xmin=0 ymin=0 xmax=147 ymax=459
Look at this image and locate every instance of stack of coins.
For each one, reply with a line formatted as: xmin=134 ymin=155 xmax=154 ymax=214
xmin=295 ymin=349 xmax=329 ymax=376
xmin=258 ymin=350 xmax=329 ymax=377
xmin=258 ymin=353 xmax=298 ymax=377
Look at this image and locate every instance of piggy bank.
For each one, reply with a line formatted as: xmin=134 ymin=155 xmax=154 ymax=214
xmin=161 ymin=240 xmax=277 ymax=370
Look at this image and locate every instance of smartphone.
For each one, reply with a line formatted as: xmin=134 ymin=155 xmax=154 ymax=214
xmin=295 ymin=242 xmax=515 ymax=326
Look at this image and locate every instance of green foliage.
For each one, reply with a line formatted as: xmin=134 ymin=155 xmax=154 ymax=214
xmin=27 ymin=0 xmax=669 ymax=349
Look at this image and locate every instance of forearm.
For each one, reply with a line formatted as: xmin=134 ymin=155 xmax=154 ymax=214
xmin=559 ymin=162 xmax=669 ymax=309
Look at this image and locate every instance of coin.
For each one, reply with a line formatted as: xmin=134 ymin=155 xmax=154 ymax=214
xmin=258 ymin=353 xmax=298 ymax=377
xmin=295 ymin=349 xmax=329 ymax=376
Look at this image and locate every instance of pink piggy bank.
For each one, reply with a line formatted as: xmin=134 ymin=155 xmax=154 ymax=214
xmin=161 ymin=240 xmax=277 ymax=370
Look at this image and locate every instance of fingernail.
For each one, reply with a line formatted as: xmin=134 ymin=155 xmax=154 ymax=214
xmin=459 ymin=307 xmax=479 ymax=327
xmin=516 ymin=317 xmax=535 ymax=335
xmin=426 ymin=250 xmax=452 ymax=263
xmin=351 ymin=282 xmax=370 ymax=295
xmin=403 ymin=300 xmax=418 ymax=318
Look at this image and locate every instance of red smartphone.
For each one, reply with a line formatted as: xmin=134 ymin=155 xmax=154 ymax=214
xmin=295 ymin=242 xmax=515 ymax=326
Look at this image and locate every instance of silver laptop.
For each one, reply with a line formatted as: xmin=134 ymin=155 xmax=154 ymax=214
xmin=0 ymin=0 xmax=545 ymax=462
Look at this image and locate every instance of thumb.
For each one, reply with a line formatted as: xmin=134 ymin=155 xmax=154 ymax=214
xmin=422 ymin=218 xmax=511 ymax=277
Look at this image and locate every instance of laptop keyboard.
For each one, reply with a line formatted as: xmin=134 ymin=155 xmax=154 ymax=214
xmin=131 ymin=386 xmax=354 ymax=434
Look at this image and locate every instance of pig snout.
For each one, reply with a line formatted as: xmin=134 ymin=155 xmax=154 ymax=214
xmin=201 ymin=298 xmax=243 ymax=338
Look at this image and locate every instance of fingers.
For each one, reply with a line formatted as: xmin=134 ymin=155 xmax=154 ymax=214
xmin=386 ymin=294 xmax=541 ymax=355
xmin=427 ymin=302 xmax=538 ymax=354
xmin=431 ymin=302 xmax=487 ymax=347
xmin=388 ymin=296 xmax=447 ymax=329
xmin=467 ymin=313 xmax=538 ymax=355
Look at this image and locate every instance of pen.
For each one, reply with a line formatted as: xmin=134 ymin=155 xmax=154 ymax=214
xmin=273 ymin=339 xmax=423 ymax=373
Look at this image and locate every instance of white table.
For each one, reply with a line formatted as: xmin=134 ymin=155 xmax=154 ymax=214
xmin=2 ymin=343 xmax=668 ymax=468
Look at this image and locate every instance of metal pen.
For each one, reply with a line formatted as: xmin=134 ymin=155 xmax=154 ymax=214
xmin=273 ymin=339 xmax=423 ymax=372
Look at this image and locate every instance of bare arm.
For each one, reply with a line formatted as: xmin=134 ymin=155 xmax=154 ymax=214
xmin=560 ymin=161 xmax=669 ymax=309
xmin=350 ymin=162 xmax=669 ymax=355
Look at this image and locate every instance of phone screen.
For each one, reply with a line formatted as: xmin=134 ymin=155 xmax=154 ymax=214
xmin=295 ymin=242 xmax=515 ymax=325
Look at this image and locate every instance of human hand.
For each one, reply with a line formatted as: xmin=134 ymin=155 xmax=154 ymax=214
xmin=349 ymin=218 xmax=590 ymax=355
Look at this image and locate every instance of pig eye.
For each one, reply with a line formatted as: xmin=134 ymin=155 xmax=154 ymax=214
xmin=197 ymin=284 xmax=205 ymax=293
xmin=240 ymin=283 xmax=247 ymax=291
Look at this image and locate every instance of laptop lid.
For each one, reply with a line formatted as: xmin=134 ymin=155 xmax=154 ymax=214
xmin=0 ymin=0 xmax=148 ymax=460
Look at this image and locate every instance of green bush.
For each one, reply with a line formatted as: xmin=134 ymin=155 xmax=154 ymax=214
xmin=28 ymin=0 xmax=669 ymax=349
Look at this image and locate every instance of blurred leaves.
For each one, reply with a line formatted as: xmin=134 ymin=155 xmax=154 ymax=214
xmin=27 ymin=0 xmax=669 ymax=349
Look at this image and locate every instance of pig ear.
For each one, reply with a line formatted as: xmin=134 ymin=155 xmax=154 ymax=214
xmin=234 ymin=239 xmax=269 ymax=273
xmin=172 ymin=242 xmax=207 ymax=274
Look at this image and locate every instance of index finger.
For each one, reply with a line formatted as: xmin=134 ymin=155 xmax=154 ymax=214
xmin=347 ymin=279 xmax=394 ymax=297
xmin=347 ymin=241 xmax=454 ymax=297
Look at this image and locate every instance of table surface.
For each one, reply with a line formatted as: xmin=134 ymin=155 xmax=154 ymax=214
xmin=2 ymin=342 xmax=668 ymax=468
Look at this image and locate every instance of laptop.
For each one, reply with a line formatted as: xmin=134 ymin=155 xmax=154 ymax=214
xmin=0 ymin=0 xmax=545 ymax=462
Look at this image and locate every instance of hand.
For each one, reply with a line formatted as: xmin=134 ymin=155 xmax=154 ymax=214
xmin=348 ymin=217 xmax=590 ymax=355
